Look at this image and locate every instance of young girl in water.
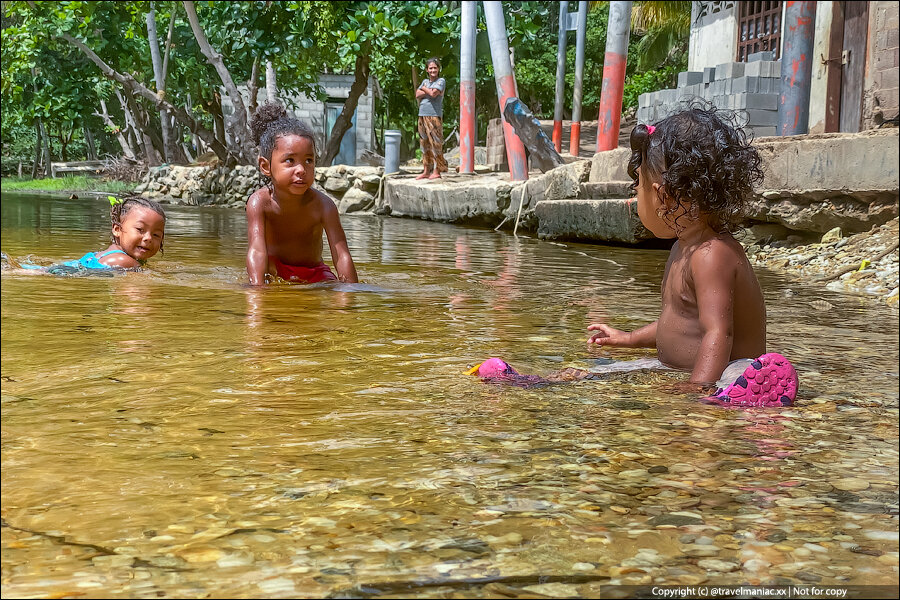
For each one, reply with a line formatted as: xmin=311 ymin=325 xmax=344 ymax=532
xmin=13 ymin=196 xmax=166 ymax=273
xmin=245 ymin=103 xmax=359 ymax=285
xmin=472 ymin=106 xmax=798 ymax=407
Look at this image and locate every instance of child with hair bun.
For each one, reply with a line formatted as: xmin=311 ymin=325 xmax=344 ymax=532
xmin=246 ymin=103 xmax=358 ymax=285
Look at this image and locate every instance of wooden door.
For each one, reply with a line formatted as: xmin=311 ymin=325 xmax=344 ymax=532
xmin=839 ymin=1 xmax=869 ymax=133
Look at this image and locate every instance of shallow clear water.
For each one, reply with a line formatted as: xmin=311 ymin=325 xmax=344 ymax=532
xmin=2 ymin=193 xmax=898 ymax=598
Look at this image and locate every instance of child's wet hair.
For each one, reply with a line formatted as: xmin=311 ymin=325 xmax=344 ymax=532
xmin=111 ymin=196 xmax=167 ymax=253
xmin=250 ymin=102 xmax=317 ymax=162
xmin=628 ymin=103 xmax=764 ymax=233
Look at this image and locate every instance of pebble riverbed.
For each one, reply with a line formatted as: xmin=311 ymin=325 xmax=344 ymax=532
xmin=746 ymin=218 xmax=900 ymax=306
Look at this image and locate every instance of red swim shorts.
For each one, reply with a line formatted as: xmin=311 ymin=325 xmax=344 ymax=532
xmin=269 ymin=257 xmax=338 ymax=283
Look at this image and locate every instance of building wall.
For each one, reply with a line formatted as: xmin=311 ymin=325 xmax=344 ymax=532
xmin=220 ymin=74 xmax=377 ymax=165
xmin=688 ymin=1 xmax=738 ymax=71
xmin=864 ymin=0 xmax=900 ymax=128
xmin=289 ymin=74 xmax=377 ymax=164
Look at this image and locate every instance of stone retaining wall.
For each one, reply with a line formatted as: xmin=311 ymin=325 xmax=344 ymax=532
xmin=134 ymin=164 xmax=385 ymax=214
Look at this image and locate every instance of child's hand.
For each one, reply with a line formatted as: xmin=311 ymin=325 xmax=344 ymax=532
xmin=587 ymin=323 xmax=631 ymax=347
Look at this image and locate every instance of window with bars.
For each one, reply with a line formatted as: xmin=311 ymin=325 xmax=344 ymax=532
xmin=736 ymin=1 xmax=783 ymax=61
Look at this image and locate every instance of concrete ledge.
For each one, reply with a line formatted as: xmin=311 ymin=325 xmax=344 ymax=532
xmin=382 ymin=175 xmax=519 ymax=225
xmin=589 ymin=129 xmax=899 ymax=233
xmin=755 ymin=129 xmax=898 ymax=193
xmin=535 ymin=199 xmax=652 ymax=244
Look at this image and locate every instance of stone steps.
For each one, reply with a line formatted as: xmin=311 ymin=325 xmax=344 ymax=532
xmin=535 ymin=198 xmax=652 ymax=244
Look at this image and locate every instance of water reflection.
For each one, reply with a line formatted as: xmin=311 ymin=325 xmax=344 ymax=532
xmin=2 ymin=193 xmax=898 ymax=597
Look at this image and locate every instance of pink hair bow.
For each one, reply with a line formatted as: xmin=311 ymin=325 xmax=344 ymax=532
xmin=646 ymin=125 xmax=656 ymax=135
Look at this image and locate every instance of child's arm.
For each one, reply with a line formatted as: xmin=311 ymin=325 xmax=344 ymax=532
xmin=245 ymin=189 xmax=269 ymax=286
xmin=689 ymin=245 xmax=737 ymax=383
xmin=323 ymin=199 xmax=359 ymax=283
xmin=100 ymin=251 xmax=142 ymax=269
xmin=588 ymin=321 xmax=657 ymax=348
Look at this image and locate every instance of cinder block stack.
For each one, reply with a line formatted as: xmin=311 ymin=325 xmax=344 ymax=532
xmin=486 ymin=118 xmax=508 ymax=172
xmin=637 ymin=52 xmax=781 ymax=138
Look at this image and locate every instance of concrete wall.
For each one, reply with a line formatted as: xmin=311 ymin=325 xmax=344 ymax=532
xmin=590 ymin=129 xmax=900 ymax=233
xmin=864 ymin=1 xmax=900 ymax=129
xmin=688 ymin=1 xmax=738 ymax=71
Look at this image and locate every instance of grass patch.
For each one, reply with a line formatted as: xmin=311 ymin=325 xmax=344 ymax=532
xmin=1 ymin=176 xmax=136 ymax=194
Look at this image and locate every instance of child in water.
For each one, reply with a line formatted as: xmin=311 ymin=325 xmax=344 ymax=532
xmin=246 ymin=103 xmax=359 ymax=285
xmin=13 ymin=196 xmax=166 ymax=273
xmin=473 ymin=106 xmax=798 ymax=407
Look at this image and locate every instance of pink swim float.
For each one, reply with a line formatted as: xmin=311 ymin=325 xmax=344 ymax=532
xmin=707 ymin=353 xmax=799 ymax=407
xmin=466 ymin=358 xmax=547 ymax=387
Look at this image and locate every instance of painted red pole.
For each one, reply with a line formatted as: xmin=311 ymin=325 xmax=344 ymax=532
xmin=596 ymin=1 xmax=632 ymax=152
xmin=483 ymin=1 xmax=528 ymax=181
xmin=552 ymin=1 xmax=569 ymax=152
xmin=778 ymin=1 xmax=817 ymax=136
xmin=459 ymin=1 xmax=476 ymax=173
xmin=568 ymin=1 xmax=587 ymax=156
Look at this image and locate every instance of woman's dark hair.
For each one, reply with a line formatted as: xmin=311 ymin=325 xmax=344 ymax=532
xmin=426 ymin=57 xmax=441 ymax=69
xmin=628 ymin=102 xmax=764 ymax=233
xmin=111 ymin=196 xmax=167 ymax=253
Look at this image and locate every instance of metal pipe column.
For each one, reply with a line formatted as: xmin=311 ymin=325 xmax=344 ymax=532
xmin=778 ymin=1 xmax=817 ymax=136
xmin=459 ymin=1 xmax=477 ymax=173
xmin=552 ymin=1 xmax=569 ymax=152
xmin=569 ymin=1 xmax=587 ymax=156
xmin=483 ymin=0 xmax=528 ymax=181
xmin=596 ymin=1 xmax=632 ymax=152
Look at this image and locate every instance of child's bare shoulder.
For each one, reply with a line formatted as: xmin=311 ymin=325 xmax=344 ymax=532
xmin=246 ymin=187 xmax=272 ymax=214
xmin=311 ymin=187 xmax=339 ymax=214
xmin=690 ymin=235 xmax=745 ymax=272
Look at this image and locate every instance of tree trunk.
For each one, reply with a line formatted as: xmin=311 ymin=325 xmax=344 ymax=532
xmin=83 ymin=125 xmax=97 ymax=160
xmin=146 ymin=1 xmax=169 ymax=162
xmin=54 ymin=30 xmax=228 ymax=162
xmin=183 ymin=0 xmax=255 ymax=164
xmin=206 ymin=90 xmax=227 ymax=151
xmin=117 ymin=88 xmax=160 ymax=165
xmin=265 ymin=60 xmax=278 ymax=103
xmin=58 ymin=125 xmax=73 ymax=162
xmin=39 ymin=119 xmax=51 ymax=176
xmin=321 ymin=50 xmax=370 ymax=167
xmin=32 ymin=121 xmax=42 ymax=178
xmin=185 ymin=93 xmax=200 ymax=154
xmin=97 ymin=98 xmax=138 ymax=159
xmin=248 ymin=57 xmax=260 ymax=117
xmin=131 ymin=96 xmax=167 ymax=162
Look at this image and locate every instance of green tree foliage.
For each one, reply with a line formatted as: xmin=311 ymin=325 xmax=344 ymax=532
xmin=2 ymin=0 xmax=688 ymax=172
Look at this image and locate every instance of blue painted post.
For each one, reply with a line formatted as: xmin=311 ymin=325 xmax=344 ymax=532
xmin=778 ymin=1 xmax=817 ymax=136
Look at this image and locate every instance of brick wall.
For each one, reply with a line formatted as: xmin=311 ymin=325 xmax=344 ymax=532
xmin=864 ymin=1 xmax=900 ymax=128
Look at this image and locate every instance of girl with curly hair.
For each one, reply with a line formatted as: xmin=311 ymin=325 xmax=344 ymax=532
xmin=585 ymin=105 xmax=798 ymax=406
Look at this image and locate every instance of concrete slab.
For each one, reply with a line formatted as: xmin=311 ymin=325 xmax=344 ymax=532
xmin=381 ymin=174 xmax=519 ymax=226
xmin=535 ymin=198 xmax=652 ymax=244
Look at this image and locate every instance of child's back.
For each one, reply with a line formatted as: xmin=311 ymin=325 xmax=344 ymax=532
xmin=657 ymin=231 xmax=765 ymax=371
